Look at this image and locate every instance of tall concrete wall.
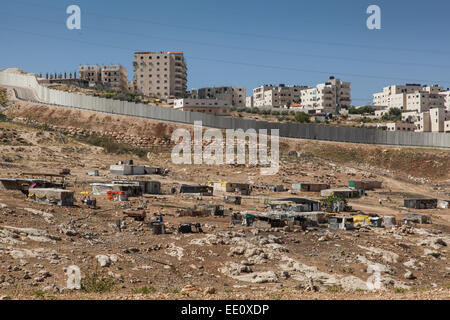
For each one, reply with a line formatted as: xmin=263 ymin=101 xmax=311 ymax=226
xmin=1 ymin=71 xmax=449 ymax=148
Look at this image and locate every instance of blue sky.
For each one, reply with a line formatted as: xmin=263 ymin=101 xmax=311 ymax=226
xmin=1 ymin=0 xmax=450 ymax=105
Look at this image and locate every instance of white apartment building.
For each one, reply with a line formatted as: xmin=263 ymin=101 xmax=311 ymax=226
xmin=133 ymin=51 xmax=187 ymax=99
xmin=246 ymin=96 xmax=254 ymax=108
xmin=430 ymin=107 xmax=450 ymax=132
xmin=373 ymin=84 xmax=422 ymax=110
xmin=445 ymin=120 xmax=450 ymax=132
xmin=387 ymin=108 xmax=450 ymax=133
xmin=252 ymin=84 xmax=307 ymax=108
xmin=173 ymin=98 xmax=231 ymax=116
xmin=78 ymin=64 xmax=128 ymax=91
xmin=415 ymin=112 xmax=432 ymax=132
xmin=301 ymin=77 xmax=351 ymax=114
xmin=385 ymin=122 xmax=417 ymax=132
xmin=373 ymin=84 xmax=446 ymax=112
xmin=189 ymin=86 xmax=246 ymax=107
xmin=439 ymin=90 xmax=450 ymax=110
xmin=406 ymin=86 xmax=445 ymax=113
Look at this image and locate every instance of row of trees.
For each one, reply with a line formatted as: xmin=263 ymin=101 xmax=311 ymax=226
xmin=231 ymin=106 xmax=312 ymax=123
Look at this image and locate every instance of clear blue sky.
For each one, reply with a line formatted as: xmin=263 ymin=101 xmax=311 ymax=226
xmin=1 ymin=0 xmax=450 ymax=105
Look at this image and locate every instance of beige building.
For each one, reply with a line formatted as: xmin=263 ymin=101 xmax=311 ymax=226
xmin=406 ymin=87 xmax=445 ymax=113
xmin=430 ymin=107 xmax=450 ymax=132
xmin=439 ymin=90 xmax=450 ymax=110
xmin=301 ymin=77 xmax=351 ymax=114
xmin=445 ymin=120 xmax=450 ymax=132
xmin=415 ymin=112 xmax=432 ymax=132
xmin=133 ymin=51 xmax=187 ymax=99
xmin=173 ymin=98 xmax=230 ymax=116
xmin=373 ymin=84 xmax=422 ymax=110
xmin=252 ymin=84 xmax=307 ymax=108
xmin=78 ymin=65 xmax=101 ymax=83
xmin=385 ymin=122 xmax=416 ymax=132
xmin=373 ymin=84 xmax=446 ymax=112
xmin=246 ymin=96 xmax=254 ymax=108
xmin=387 ymin=107 xmax=450 ymax=133
xmin=101 ymin=65 xmax=128 ymax=91
xmin=190 ymin=86 xmax=245 ymax=107
xmin=78 ymin=64 xmax=128 ymax=91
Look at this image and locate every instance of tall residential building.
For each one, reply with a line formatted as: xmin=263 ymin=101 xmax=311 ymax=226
xmin=133 ymin=51 xmax=187 ymax=98
xmin=101 ymin=65 xmax=128 ymax=92
xmin=189 ymin=86 xmax=246 ymax=107
xmin=439 ymin=91 xmax=450 ymax=110
xmin=301 ymin=77 xmax=351 ymax=113
xmin=405 ymin=86 xmax=445 ymax=113
xmin=414 ymin=108 xmax=450 ymax=132
xmin=78 ymin=64 xmax=128 ymax=91
xmin=373 ymin=84 xmax=446 ymax=112
xmin=78 ymin=65 xmax=102 ymax=83
xmin=252 ymin=84 xmax=307 ymax=108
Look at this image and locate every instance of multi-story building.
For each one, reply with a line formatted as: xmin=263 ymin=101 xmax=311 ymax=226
xmin=133 ymin=51 xmax=187 ymax=99
xmin=373 ymin=84 xmax=422 ymax=110
xmin=385 ymin=122 xmax=417 ymax=132
xmin=173 ymin=98 xmax=230 ymax=116
xmin=189 ymin=86 xmax=246 ymax=107
xmin=386 ymin=107 xmax=450 ymax=133
xmin=415 ymin=112 xmax=432 ymax=132
xmin=406 ymin=86 xmax=445 ymax=112
xmin=430 ymin=107 xmax=450 ymax=132
xmin=373 ymin=84 xmax=446 ymax=112
xmin=78 ymin=65 xmax=102 ymax=83
xmin=301 ymin=77 xmax=351 ymax=114
xmin=78 ymin=64 xmax=128 ymax=91
xmin=246 ymin=96 xmax=254 ymax=108
xmin=439 ymin=90 xmax=450 ymax=110
xmin=252 ymin=84 xmax=307 ymax=108
xmin=101 ymin=65 xmax=128 ymax=92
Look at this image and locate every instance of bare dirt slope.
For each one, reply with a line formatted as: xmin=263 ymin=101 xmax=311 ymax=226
xmin=0 ymin=101 xmax=449 ymax=300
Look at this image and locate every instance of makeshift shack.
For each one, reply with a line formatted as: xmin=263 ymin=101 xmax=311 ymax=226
xmin=437 ymin=200 xmax=450 ymax=209
xmin=267 ymin=198 xmax=320 ymax=212
xmin=383 ymin=216 xmax=397 ymax=227
xmin=404 ymin=198 xmax=437 ymax=209
xmin=179 ymin=204 xmax=224 ymax=217
xmin=224 ymin=195 xmax=242 ymax=205
xmin=351 ymin=213 xmax=382 ymax=227
xmin=348 ymin=180 xmax=382 ymax=190
xmin=328 ymin=216 xmax=355 ymax=230
xmin=320 ymin=188 xmax=360 ymax=199
xmin=269 ymin=185 xmax=285 ymax=192
xmin=320 ymin=197 xmax=349 ymax=213
xmin=403 ymin=213 xmax=431 ymax=224
xmin=112 ymin=180 xmax=161 ymax=194
xmin=28 ymin=188 xmax=74 ymax=206
xmin=212 ymin=182 xmax=251 ymax=195
xmin=291 ymin=183 xmax=330 ymax=192
xmin=91 ymin=183 xmax=142 ymax=196
xmin=180 ymin=184 xmax=213 ymax=196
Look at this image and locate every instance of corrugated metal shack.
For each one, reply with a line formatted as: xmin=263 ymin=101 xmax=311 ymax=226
xmin=404 ymin=198 xmax=437 ymax=209
xmin=28 ymin=188 xmax=74 ymax=206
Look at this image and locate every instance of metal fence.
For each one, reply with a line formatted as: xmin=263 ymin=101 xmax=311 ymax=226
xmin=1 ymin=71 xmax=449 ymax=148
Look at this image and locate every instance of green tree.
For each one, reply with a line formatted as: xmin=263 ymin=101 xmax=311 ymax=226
xmin=295 ymin=112 xmax=311 ymax=123
xmin=381 ymin=107 xmax=402 ymax=121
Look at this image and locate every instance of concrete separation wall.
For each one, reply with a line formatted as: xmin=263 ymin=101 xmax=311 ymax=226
xmin=1 ymin=71 xmax=449 ymax=148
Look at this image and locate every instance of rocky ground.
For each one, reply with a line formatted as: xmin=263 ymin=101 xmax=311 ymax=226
xmin=0 ymin=97 xmax=449 ymax=300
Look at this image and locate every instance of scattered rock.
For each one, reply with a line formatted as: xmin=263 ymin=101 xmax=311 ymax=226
xmin=95 ymin=255 xmax=111 ymax=267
